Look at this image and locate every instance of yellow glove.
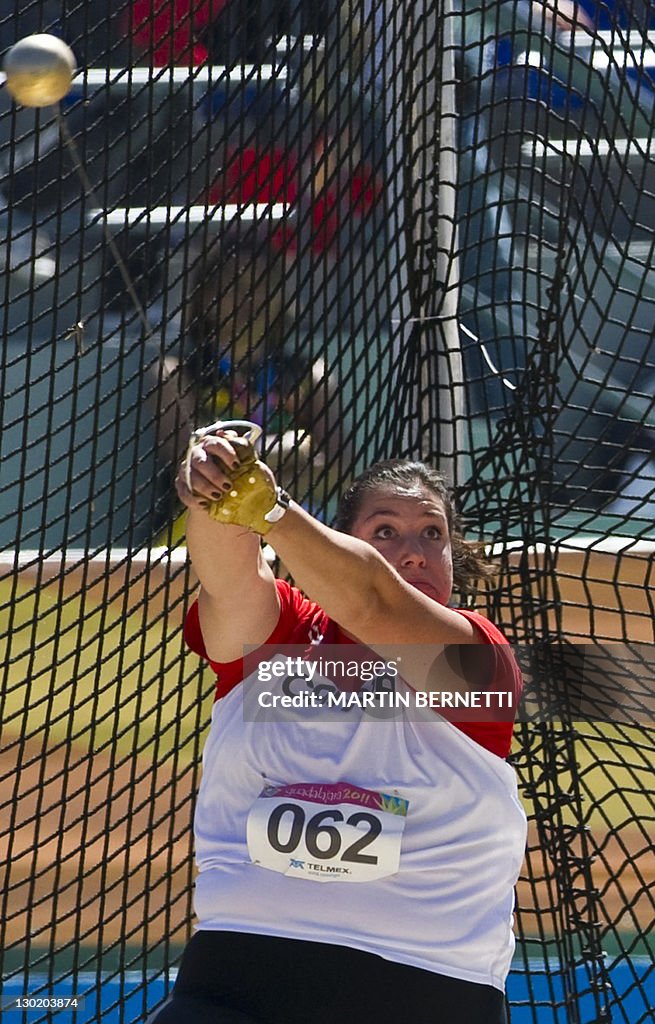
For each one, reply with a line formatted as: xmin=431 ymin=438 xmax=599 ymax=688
xmin=183 ymin=421 xmax=290 ymax=535
xmin=206 ymin=436 xmax=280 ymax=534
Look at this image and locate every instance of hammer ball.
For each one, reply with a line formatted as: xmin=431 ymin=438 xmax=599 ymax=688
xmin=3 ymin=33 xmax=76 ymax=107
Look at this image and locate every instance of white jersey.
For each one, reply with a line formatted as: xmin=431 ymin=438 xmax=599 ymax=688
xmin=193 ymin=662 xmax=527 ymax=992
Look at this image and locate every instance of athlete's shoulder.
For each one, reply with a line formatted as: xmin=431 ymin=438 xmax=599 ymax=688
xmin=453 ymin=607 xmax=511 ymax=646
xmin=447 ymin=608 xmax=522 ymax=758
xmin=268 ymin=579 xmax=330 ymax=646
xmin=451 ymin=606 xmax=523 ymax=709
xmin=184 ymin=579 xmax=333 ymax=697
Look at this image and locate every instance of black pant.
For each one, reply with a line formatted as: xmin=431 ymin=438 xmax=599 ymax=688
xmin=147 ymin=931 xmax=509 ymax=1024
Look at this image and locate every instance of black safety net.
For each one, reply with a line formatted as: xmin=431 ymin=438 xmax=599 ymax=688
xmin=1 ymin=2 xmax=654 ymax=1022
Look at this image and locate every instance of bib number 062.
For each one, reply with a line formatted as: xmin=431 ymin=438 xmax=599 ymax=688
xmin=267 ymin=802 xmax=381 ymax=864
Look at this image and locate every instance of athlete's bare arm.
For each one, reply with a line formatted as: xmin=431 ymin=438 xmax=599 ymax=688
xmin=178 ymin=434 xmax=475 ymax=674
xmin=179 ymin=437 xmax=280 ymax=662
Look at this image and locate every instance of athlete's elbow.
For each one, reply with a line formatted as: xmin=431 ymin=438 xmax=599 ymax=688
xmin=334 ymin=559 xmax=395 ymax=636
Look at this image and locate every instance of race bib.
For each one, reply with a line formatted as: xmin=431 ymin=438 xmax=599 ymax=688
xmin=246 ymin=782 xmax=409 ymax=882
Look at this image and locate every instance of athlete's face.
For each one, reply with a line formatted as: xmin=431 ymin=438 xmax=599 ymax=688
xmin=349 ymin=484 xmax=454 ymax=606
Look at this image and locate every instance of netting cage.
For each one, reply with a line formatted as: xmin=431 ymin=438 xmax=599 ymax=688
xmin=1 ymin=1 xmax=654 ymax=1022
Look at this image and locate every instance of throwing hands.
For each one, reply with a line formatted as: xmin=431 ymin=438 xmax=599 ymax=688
xmin=176 ymin=426 xmax=279 ymax=534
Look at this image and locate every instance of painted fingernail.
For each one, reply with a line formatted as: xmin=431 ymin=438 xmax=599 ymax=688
xmin=212 ymin=490 xmax=224 ymax=499
xmin=222 ymin=481 xmax=232 ymax=491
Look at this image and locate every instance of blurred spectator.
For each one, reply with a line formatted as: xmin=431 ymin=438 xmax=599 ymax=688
xmin=183 ymin=228 xmax=299 ymax=431
xmin=128 ymin=0 xmax=321 ymax=68
xmin=180 ymin=227 xmax=346 ymax=492
xmin=128 ymin=0 xmax=225 ymax=66
xmin=207 ymin=137 xmax=382 ymax=257
xmin=151 ymin=217 xmax=349 ymax=542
